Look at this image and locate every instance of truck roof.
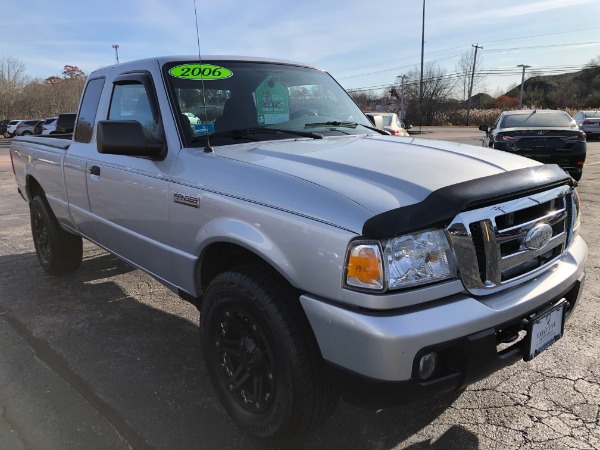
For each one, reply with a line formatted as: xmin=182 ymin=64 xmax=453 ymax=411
xmin=90 ymin=55 xmax=321 ymax=77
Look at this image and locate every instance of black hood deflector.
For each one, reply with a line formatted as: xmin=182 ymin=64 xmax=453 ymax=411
xmin=362 ymin=164 xmax=573 ymax=238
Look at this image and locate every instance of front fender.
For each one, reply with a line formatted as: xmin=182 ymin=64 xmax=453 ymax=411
xmin=197 ymin=217 xmax=298 ymax=285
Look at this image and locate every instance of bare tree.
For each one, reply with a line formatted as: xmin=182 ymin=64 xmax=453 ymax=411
xmin=349 ymin=90 xmax=378 ymax=111
xmin=398 ymin=63 xmax=456 ymax=125
xmin=455 ymin=48 xmax=485 ymax=101
xmin=0 ymin=56 xmax=29 ymax=118
xmin=1 ymin=64 xmax=87 ymax=119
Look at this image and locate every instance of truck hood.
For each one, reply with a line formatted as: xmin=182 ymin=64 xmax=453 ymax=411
xmin=215 ymin=135 xmax=540 ymax=223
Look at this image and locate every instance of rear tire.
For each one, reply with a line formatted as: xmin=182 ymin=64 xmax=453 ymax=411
xmin=200 ymin=264 xmax=338 ymax=444
xmin=570 ymin=172 xmax=582 ymax=181
xmin=22 ymin=131 xmax=32 ymax=136
xmin=30 ymin=195 xmax=83 ymax=275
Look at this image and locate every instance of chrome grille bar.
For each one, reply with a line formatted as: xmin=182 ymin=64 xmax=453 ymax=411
xmin=447 ymin=185 xmax=572 ymax=296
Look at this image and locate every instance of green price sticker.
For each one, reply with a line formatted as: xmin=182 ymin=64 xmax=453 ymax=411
xmin=169 ymin=64 xmax=233 ymax=80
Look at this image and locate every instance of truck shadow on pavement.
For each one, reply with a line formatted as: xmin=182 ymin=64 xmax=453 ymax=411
xmin=0 ymin=250 xmax=478 ymax=450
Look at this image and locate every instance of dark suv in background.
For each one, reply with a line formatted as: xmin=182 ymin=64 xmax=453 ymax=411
xmin=0 ymin=119 xmax=11 ymax=136
xmin=51 ymin=112 xmax=77 ymax=134
xmin=479 ymin=109 xmax=586 ymax=181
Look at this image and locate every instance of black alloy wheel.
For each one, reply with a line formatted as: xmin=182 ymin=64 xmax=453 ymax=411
xmin=213 ymin=307 xmax=276 ymax=413
xmin=200 ymin=264 xmax=338 ymax=444
xmin=30 ymin=195 xmax=83 ymax=275
xmin=31 ymin=202 xmax=51 ymax=265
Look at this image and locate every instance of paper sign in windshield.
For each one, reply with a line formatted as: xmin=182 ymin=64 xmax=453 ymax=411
xmin=255 ymin=77 xmax=289 ymax=125
xmin=169 ymin=64 xmax=233 ymax=80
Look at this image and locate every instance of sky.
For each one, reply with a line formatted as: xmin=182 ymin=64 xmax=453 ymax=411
xmin=3 ymin=0 xmax=600 ymax=98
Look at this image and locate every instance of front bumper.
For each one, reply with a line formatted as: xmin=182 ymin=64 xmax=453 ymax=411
xmin=300 ymin=236 xmax=587 ymax=408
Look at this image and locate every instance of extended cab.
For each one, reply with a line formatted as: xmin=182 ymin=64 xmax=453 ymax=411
xmin=10 ymin=56 xmax=587 ymax=444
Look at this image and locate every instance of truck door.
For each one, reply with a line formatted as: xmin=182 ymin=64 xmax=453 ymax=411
xmin=63 ymin=77 xmax=106 ymax=241
xmin=84 ymin=72 xmax=176 ymax=283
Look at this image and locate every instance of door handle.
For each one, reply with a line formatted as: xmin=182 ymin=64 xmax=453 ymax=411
xmin=89 ymin=165 xmax=101 ymax=176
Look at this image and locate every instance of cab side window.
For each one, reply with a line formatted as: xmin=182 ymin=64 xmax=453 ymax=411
xmin=74 ymin=77 xmax=105 ymax=143
xmin=108 ymin=83 xmax=157 ymax=136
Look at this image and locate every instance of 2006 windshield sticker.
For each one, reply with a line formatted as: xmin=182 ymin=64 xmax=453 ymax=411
xmin=168 ymin=64 xmax=233 ymax=80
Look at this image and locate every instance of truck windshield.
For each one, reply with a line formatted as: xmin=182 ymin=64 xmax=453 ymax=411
xmin=163 ymin=60 xmax=375 ymax=147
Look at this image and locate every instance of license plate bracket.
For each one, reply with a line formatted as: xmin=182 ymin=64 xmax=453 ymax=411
xmin=524 ymin=300 xmax=567 ymax=361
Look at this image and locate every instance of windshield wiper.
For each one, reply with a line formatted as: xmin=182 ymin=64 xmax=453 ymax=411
xmin=191 ymin=127 xmax=323 ymax=142
xmin=304 ymin=121 xmax=389 ymax=135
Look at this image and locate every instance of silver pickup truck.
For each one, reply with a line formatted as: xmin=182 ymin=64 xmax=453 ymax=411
xmin=10 ymin=56 xmax=587 ymax=444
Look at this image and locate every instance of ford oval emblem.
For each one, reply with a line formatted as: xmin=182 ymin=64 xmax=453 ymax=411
xmin=524 ymin=223 xmax=553 ymax=250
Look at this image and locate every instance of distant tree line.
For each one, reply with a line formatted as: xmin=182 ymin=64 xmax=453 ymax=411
xmin=0 ymin=56 xmax=86 ymax=120
xmin=3 ymin=53 xmax=600 ymax=127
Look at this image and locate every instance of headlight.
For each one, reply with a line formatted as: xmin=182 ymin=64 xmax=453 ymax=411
xmin=384 ymin=229 xmax=456 ymax=289
xmin=344 ymin=229 xmax=456 ymax=291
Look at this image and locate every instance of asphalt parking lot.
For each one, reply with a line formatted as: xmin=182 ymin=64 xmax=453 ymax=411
xmin=0 ymin=130 xmax=598 ymax=449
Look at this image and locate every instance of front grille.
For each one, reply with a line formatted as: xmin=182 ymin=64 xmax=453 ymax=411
xmin=448 ymin=185 xmax=573 ymax=295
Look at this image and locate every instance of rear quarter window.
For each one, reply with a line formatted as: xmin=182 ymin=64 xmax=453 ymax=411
xmin=74 ymin=77 xmax=105 ymax=143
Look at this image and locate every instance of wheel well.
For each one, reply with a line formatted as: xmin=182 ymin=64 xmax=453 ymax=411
xmin=199 ymin=242 xmax=285 ymax=293
xmin=26 ymin=175 xmax=45 ymax=201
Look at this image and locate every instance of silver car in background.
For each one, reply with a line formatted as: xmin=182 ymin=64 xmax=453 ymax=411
xmin=40 ymin=117 xmax=58 ymax=135
xmin=366 ymin=112 xmax=410 ymax=136
xmin=15 ymin=119 xmax=43 ymax=136
xmin=4 ymin=119 xmax=24 ymax=137
xmin=573 ymin=110 xmax=600 ymax=138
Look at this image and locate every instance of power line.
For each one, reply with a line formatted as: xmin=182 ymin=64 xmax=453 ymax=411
xmin=335 ymin=27 xmax=600 ymax=79
xmin=480 ymin=26 xmax=600 ymax=46
xmin=485 ymin=40 xmax=600 ymax=53
xmin=338 ymin=39 xmax=600 ymax=82
xmin=337 ymin=51 xmax=466 ymax=80
xmin=345 ymin=62 xmax=596 ymax=93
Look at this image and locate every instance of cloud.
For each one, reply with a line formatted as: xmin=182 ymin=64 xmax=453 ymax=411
xmin=486 ymin=0 xmax=594 ymax=18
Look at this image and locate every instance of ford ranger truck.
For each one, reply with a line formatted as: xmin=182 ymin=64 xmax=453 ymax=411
xmin=9 ymin=56 xmax=587 ymax=444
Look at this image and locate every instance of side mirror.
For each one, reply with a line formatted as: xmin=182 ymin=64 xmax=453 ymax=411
xmin=97 ymin=121 xmax=166 ymax=158
xmin=478 ymin=124 xmax=489 ymax=132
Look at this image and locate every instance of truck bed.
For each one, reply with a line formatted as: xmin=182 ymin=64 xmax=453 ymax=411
xmin=14 ymin=134 xmax=72 ymax=151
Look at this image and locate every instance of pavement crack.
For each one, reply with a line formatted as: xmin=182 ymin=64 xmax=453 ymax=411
xmin=0 ymin=305 xmax=153 ymax=450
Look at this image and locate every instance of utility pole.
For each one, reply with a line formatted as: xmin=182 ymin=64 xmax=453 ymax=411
xmin=419 ymin=0 xmax=426 ymax=133
xmin=400 ymin=75 xmax=406 ymax=121
xmin=465 ymin=43 xmax=482 ymax=126
xmin=112 ymin=44 xmax=120 ymax=64
xmin=517 ymin=64 xmax=530 ymax=109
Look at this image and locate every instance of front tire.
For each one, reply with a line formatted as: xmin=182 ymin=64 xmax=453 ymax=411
xmin=30 ymin=195 xmax=83 ymax=275
xmin=200 ymin=264 xmax=337 ymax=444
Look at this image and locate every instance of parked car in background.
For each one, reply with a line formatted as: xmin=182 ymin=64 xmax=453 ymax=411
xmin=33 ymin=121 xmax=44 ymax=135
xmin=573 ymin=110 xmax=600 ymax=139
xmin=15 ymin=120 xmax=43 ymax=136
xmin=40 ymin=117 xmax=58 ymax=135
xmin=5 ymin=120 xmax=24 ymax=138
xmin=365 ymin=112 xmax=410 ymax=136
xmin=0 ymin=119 xmax=11 ymax=136
xmin=183 ymin=112 xmax=200 ymax=124
xmin=50 ymin=112 xmax=77 ymax=134
xmin=479 ymin=109 xmax=586 ymax=181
